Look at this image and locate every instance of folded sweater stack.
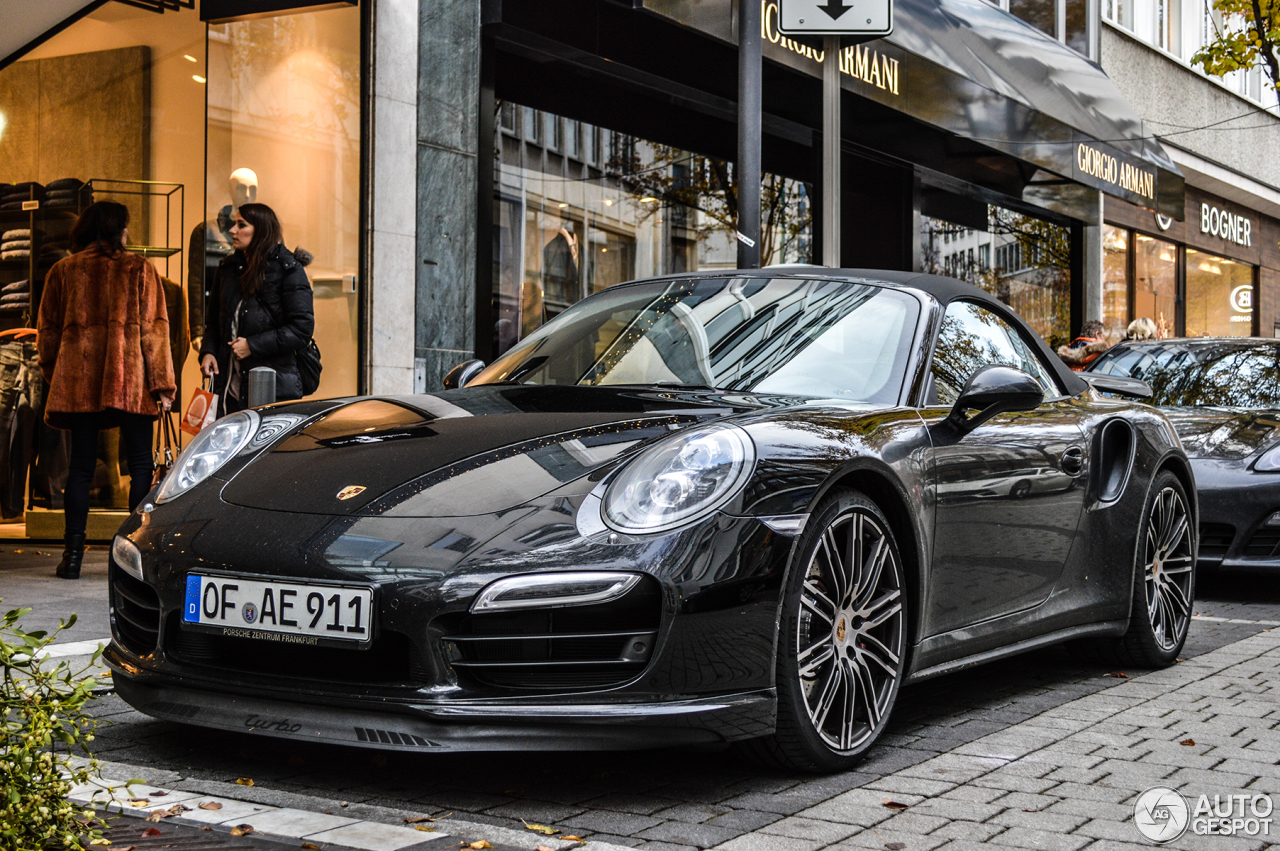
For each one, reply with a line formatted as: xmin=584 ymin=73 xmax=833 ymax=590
xmin=1 ymin=228 xmax=41 ymax=261
xmin=0 ymin=278 xmax=30 ymax=313
xmin=1 ymin=182 xmax=45 ymax=212
xmin=45 ymin=177 xmax=90 ymax=209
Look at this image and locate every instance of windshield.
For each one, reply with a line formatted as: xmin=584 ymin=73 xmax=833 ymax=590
xmin=471 ymin=277 xmax=921 ymax=404
xmin=1091 ymin=341 xmax=1280 ymax=408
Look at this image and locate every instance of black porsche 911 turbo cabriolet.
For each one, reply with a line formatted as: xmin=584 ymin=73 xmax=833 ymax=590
xmin=107 ymin=270 xmax=1195 ymax=772
xmin=1089 ymin=337 xmax=1280 ymax=573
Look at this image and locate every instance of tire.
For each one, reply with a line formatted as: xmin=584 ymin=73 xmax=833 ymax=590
xmin=1111 ymin=469 xmax=1196 ymax=667
xmin=1010 ymin=480 xmax=1032 ymax=499
xmin=740 ymin=490 xmax=908 ymax=772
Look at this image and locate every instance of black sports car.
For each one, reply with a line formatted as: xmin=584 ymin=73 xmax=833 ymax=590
xmin=107 ymin=270 xmax=1194 ymax=772
xmin=1089 ymin=337 xmax=1280 ymax=573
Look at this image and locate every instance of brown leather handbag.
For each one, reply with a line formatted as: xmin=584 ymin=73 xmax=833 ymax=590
xmin=152 ymin=404 xmax=181 ymax=486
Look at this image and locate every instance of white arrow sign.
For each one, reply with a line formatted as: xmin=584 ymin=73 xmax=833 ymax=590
xmin=777 ymin=0 xmax=893 ymax=36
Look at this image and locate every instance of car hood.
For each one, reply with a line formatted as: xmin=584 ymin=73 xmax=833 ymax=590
xmin=1159 ymin=407 xmax=1280 ymax=460
xmin=220 ymin=385 xmax=793 ymax=516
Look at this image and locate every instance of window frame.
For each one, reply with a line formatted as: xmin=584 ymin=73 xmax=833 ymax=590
xmin=919 ymin=297 xmax=1067 ymax=408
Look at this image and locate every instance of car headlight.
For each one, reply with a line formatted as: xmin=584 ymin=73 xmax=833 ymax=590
xmin=602 ymin=422 xmax=755 ymax=534
xmin=155 ymin=410 xmax=259 ymax=503
xmin=1257 ymin=444 xmax=1280 ymax=472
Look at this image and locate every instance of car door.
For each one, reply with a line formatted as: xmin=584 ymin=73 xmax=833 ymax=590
xmin=922 ymin=300 xmax=1089 ymax=638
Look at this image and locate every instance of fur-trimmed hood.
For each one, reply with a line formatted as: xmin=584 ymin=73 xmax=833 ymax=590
xmin=1056 ymin=339 xmax=1109 ymax=364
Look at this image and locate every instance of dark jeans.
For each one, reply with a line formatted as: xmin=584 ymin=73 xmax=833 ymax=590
xmin=64 ymin=412 xmax=153 ymax=537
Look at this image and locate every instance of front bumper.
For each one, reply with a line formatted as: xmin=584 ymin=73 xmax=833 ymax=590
xmin=107 ymin=485 xmax=795 ymax=749
xmin=1193 ymin=459 xmax=1280 ymax=571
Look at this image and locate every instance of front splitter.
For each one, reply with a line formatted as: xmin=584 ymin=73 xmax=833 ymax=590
xmin=112 ymin=675 xmax=776 ymax=752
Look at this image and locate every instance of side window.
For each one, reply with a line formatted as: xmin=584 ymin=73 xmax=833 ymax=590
xmin=929 ymin=301 xmax=1060 ymax=405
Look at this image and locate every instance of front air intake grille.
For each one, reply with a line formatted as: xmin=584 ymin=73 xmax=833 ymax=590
xmin=109 ymin=564 xmax=161 ymax=656
xmin=1243 ymin=527 xmax=1280 ymax=558
xmin=1198 ymin=523 xmax=1236 ymax=559
xmin=165 ymin=615 xmax=418 ymax=685
xmin=439 ymin=575 xmax=662 ymax=691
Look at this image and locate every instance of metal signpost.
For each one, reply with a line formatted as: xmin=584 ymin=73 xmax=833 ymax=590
xmin=775 ymin=0 xmax=893 ymax=267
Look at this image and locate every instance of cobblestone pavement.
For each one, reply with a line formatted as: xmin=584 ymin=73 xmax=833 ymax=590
xmin=7 ymin=552 xmax=1280 ymax=851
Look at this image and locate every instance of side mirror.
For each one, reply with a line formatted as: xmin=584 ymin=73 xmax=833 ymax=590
xmin=946 ymin=365 xmax=1043 ymax=433
xmin=442 ymin=359 xmax=485 ymax=390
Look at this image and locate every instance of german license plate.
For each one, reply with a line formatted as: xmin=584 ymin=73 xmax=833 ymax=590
xmin=183 ymin=574 xmax=373 ymax=646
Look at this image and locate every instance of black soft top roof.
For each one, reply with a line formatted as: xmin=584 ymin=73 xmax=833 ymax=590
xmin=623 ymin=268 xmax=1090 ymax=399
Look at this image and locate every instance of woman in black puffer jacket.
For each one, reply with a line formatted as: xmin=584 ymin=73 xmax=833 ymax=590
xmin=199 ymin=203 xmax=315 ymax=413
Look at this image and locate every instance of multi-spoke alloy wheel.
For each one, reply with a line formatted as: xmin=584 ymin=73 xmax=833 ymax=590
xmin=1114 ymin=470 xmax=1195 ymax=667
xmin=744 ymin=490 xmax=907 ymax=772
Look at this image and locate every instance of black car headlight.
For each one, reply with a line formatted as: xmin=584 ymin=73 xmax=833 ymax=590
xmin=155 ymin=410 xmax=259 ymax=503
xmin=1257 ymin=445 xmax=1280 ymax=472
xmin=602 ymin=422 xmax=755 ymax=534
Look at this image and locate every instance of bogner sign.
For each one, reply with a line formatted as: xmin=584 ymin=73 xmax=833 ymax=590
xmin=201 ymin=0 xmax=356 ymax=24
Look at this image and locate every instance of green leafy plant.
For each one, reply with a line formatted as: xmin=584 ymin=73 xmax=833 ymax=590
xmin=1 ymin=603 xmax=110 ymax=850
xmin=1191 ymin=0 xmax=1280 ymax=107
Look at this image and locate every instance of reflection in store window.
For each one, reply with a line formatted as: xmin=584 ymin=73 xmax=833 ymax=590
xmin=1185 ymin=249 xmax=1253 ymax=337
xmin=492 ymin=102 xmax=812 ymax=357
xmin=921 ymin=206 xmax=1070 ymax=349
xmin=1102 ymin=225 xmax=1128 ymax=341
xmin=1133 ymin=234 xmax=1177 ymax=338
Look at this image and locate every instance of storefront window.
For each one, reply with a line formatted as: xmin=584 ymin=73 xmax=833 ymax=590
xmin=205 ymin=6 xmax=361 ymax=399
xmin=922 ymin=206 xmax=1070 ymax=349
xmin=1185 ymin=249 xmax=1253 ymax=337
xmin=1102 ymin=225 xmax=1129 ymax=342
xmin=1133 ymin=234 xmax=1177 ymax=336
xmin=493 ymin=103 xmax=813 ymax=357
xmin=0 ymin=4 xmax=205 ymax=521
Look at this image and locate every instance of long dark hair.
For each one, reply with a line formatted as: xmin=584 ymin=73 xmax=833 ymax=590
xmin=237 ymin=202 xmax=283 ymax=298
xmin=70 ymin=201 xmax=129 ymax=254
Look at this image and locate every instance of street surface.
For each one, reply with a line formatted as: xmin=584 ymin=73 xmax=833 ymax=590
xmin=5 ymin=547 xmax=1279 ymax=851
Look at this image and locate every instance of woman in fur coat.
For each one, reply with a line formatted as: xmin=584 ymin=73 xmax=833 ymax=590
xmin=199 ymin=202 xmax=314 ymax=414
xmin=1056 ymin=319 xmax=1111 ymax=372
xmin=38 ymin=201 xmax=176 ymax=579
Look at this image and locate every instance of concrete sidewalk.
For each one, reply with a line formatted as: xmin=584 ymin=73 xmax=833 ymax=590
xmin=67 ymin=627 xmax=1280 ymax=851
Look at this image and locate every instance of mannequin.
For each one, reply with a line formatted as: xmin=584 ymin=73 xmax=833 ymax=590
xmin=188 ymin=168 xmax=259 ymax=348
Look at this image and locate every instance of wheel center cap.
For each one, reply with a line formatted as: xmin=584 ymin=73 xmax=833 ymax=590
xmin=835 ymin=617 xmax=847 ymax=643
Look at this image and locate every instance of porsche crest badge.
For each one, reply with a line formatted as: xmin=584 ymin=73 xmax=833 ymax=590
xmin=336 ymin=485 xmax=366 ymax=501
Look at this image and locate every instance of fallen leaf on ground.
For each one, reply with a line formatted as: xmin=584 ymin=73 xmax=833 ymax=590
xmin=150 ymin=791 xmax=168 ymax=797
xmin=145 ymin=811 xmax=166 ymax=822
xmin=885 ymin=843 xmax=907 ymax=850
xmin=882 ymin=800 xmax=910 ymax=810
xmin=235 ymin=777 xmax=255 ymax=786
xmin=1107 ymin=671 xmax=1128 ymax=678
xmin=1180 ymin=738 xmax=1196 ymax=746
xmin=230 ymin=825 xmax=254 ymax=836
xmin=127 ymin=799 xmax=150 ymax=808
xmin=1176 ymin=657 xmax=1186 ymax=662
xmin=12 ymin=549 xmax=24 ymax=553
xmin=1021 ymin=808 xmax=1039 ymax=813
xmin=167 ymin=805 xmax=190 ymax=815
xmin=88 ymin=839 xmax=111 ymax=846
xmin=561 ymin=836 xmax=584 ymax=842
xmin=199 ymin=826 xmax=212 ymax=832
xmin=521 ymin=820 xmax=559 ymax=835
xmin=198 ymin=801 xmax=223 ymax=810
xmin=141 ymin=828 xmax=161 ymax=838
xmin=461 ymin=842 xmax=492 ymax=850
xmin=411 ymin=825 xmax=436 ymax=832
xmin=302 ymin=845 xmax=320 ymax=850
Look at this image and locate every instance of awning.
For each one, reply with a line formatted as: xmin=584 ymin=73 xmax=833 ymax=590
xmin=0 ymin=0 xmax=103 ymax=70
xmin=651 ymin=0 xmax=1185 ymax=219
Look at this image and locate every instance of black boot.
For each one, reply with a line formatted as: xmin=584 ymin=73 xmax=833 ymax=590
xmin=55 ymin=532 xmax=86 ymax=580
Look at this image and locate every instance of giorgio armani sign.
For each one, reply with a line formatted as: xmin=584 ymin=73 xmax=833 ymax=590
xmin=201 ymin=0 xmax=356 ymax=24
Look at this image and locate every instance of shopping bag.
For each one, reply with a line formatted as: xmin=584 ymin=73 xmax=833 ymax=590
xmin=152 ymin=405 xmax=180 ymax=486
xmin=181 ymin=377 xmax=218 ymax=436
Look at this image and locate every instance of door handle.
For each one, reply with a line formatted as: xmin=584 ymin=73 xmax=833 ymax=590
xmin=1061 ymin=446 xmax=1084 ymax=476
